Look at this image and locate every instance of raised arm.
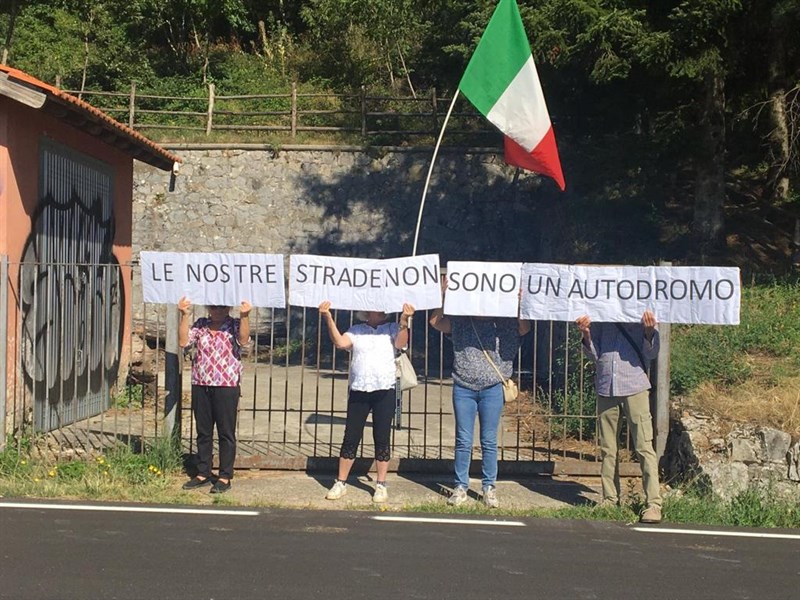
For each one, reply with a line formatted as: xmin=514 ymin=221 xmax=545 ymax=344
xmin=395 ymin=303 xmax=415 ymax=349
xmin=429 ymin=275 xmax=451 ymax=334
xmin=178 ymin=296 xmax=192 ymax=347
xmin=517 ymin=287 xmax=531 ymax=336
xmin=575 ymin=314 xmax=598 ymax=361
xmin=319 ymin=301 xmax=353 ymax=350
xmin=238 ymin=300 xmax=252 ymax=346
xmin=641 ymin=310 xmax=660 ymax=359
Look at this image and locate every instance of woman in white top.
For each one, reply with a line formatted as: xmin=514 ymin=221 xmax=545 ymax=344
xmin=319 ymin=300 xmax=414 ymax=503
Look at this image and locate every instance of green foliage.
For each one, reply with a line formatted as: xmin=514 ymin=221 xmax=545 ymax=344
xmin=113 ymin=385 xmax=144 ymax=409
xmin=0 ymin=435 xmax=182 ymax=493
xmin=0 ymin=435 xmax=34 ymax=479
xmin=9 ymin=4 xmax=85 ymax=83
xmin=0 ymin=0 xmax=797 ymax=255
xmin=300 ymin=0 xmax=429 ymax=88
xmin=664 ymin=485 xmax=800 ymax=528
xmin=670 ymin=281 xmax=800 ymax=395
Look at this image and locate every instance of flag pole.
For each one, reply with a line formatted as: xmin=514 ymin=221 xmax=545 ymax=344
xmin=412 ymin=89 xmax=460 ymax=256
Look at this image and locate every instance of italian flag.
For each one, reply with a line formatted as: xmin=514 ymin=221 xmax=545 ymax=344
xmin=459 ymin=0 xmax=565 ymax=191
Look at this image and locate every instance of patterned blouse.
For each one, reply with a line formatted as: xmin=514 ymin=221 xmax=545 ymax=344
xmin=450 ymin=317 xmax=521 ymax=391
xmin=186 ymin=317 xmax=244 ymax=387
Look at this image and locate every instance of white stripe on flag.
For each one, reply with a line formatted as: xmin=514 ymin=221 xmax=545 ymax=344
xmin=486 ymin=55 xmax=551 ymax=152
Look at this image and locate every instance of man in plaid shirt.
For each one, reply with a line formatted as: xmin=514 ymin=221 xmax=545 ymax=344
xmin=576 ymin=310 xmax=662 ymax=524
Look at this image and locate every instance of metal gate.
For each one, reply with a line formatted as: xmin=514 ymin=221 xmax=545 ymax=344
xmin=13 ymin=140 xmax=122 ymax=432
xmin=2 ymin=262 xmax=666 ymax=472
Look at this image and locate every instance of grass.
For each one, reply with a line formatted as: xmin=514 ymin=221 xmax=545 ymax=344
xmin=399 ymin=485 xmax=800 ymax=528
xmin=0 ymin=435 xmax=194 ymax=504
xmin=671 ymin=280 xmax=800 ymax=396
xmin=671 ymin=279 xmax=800 ymax=432
xmin=2 ymin=436 xmax=799 ymax=528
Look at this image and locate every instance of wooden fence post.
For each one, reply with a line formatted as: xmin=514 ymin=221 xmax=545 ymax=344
xmin=652 ymin=260 xmax=672 ymax=458
xmin=128 ymin=81 xmax=136 ymax=129
xmin=206 ymin=83 xmax=215 ymax=136
xmin=163 ymin=306 xmax=182 ymax=443
xmin=431 ymin=87 xmax=438 ymax=133
xmin=360 ymin=85 xmax=367 ymax=137
xmin=291 ymin=81 xmax=297 ymax=139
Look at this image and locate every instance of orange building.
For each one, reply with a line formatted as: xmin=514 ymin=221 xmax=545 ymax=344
xmin=0 ymin=66 xmax=180 ymax=433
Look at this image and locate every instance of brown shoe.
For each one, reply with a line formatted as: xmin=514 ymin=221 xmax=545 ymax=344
xmin=640 ymin=504 xmax=662 ymax=524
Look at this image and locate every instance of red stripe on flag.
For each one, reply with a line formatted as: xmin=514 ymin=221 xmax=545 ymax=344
xmin=503 ymin=127 xmax=565 ymax=191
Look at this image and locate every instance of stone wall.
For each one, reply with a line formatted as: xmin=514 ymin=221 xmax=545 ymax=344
xmin=132 ymin=147 xmax=557 ymax=273
xmin=663 ymin=407 xmax=800 ymax=500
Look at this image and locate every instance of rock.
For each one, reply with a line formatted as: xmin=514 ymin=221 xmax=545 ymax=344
xmin=788 ymin=443 xmax=800 ymax=482
xmin=703 ymin=461 xmax=749 ymax=501
xmin=757 ymin=428 xmax=792 ymax=463
xmin=728 ymin=438 xmax=758 ymax=463
xmin=664 ymin=406 xmax=800 ymax=499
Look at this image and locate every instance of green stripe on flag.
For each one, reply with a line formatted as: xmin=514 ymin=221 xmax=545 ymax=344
xmin=458 ymin=0 xmax=533 ymax=116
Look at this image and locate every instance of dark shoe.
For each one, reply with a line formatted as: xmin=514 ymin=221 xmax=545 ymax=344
xmin=182 ymin=477 xmax=212 ymax=490
xmin=210 ymin=479 xmax=231 ymax=494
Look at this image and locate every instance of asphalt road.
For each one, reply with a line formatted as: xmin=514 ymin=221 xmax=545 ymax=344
xmin=0 ymin=501 xmax=798 ymax=600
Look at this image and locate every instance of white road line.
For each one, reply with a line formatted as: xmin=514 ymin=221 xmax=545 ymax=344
xmin=632 ymin=527 xmax=800 ymax=540
xmin=0 ymin=502 xmax=259 ymax=516
xmin=371 ymin=516 xmax=526 ymax=527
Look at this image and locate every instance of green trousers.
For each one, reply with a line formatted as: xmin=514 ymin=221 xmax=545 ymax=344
xmin=597 ymin=390 xmax=662 ymax=507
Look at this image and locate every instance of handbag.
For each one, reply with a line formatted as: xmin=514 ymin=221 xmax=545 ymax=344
xmin=395 ymin=351 xmax=418 ymax=391
xmin=470 ymin=319 xmax=519 ymax=403
xmin=501 ymin=378 xmax=519 ymax=404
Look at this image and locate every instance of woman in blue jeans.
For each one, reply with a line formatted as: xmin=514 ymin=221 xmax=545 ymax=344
xmin=430 ymin=279 xmax=529 ymax=507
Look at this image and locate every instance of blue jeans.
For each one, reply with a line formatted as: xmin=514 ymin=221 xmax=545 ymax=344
xmin=452 ymin=382 xmax=504 ymax=489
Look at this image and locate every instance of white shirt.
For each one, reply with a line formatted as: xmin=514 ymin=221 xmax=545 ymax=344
xmin=345 ymin=322 xmax=398 ymax=392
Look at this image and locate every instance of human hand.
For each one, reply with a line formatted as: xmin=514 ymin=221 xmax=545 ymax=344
xmin=575 ymin=315 xmax=592 ymax=338
xmin=642 ymin=310 xmax=657 ymax=337
xmin=240 ymin=300 xmax=252 ymax=317
xmin=318 ymin=301 xmax=332 ymax=316
xmin=401 ymin=303 xmax=415 ymax=318
xmin=178 ymin=296 xmax=192 ymax=315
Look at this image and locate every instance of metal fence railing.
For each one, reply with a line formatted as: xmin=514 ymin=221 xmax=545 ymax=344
xmin=1 ymin=260 xmax=655 ymax=474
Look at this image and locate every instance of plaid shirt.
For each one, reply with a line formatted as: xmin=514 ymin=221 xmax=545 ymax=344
xmin=582 ymin=322 xmax=659 ymax=397
xmin=186 ymin=317 xmax=243 ymax=387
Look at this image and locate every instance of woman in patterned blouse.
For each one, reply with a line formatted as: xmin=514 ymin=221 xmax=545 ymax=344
xmin=319 ymin=300 xmax=414 ymax=504
xmin=178 ymin=296 xmax=251 ymax=494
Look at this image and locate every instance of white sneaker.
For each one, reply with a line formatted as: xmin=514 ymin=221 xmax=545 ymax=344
xmin=447 ymin=486 xmax=468 ymax=506
xmin=482 ymin=485 xmax=499 ymax=508
xmin=326 ymin=480 xmax=347 ymax=500
xmin=372 ymin=483 xmax=388 ymax=503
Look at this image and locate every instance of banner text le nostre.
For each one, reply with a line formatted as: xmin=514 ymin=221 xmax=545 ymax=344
xmin=140 ymin=251 xmax=286 ymax=308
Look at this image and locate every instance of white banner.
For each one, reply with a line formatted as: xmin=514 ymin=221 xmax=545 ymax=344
xmin=288 ymin=254 xmax=441 ymax=312
xmin=444 ymin=261 xmax=522 ymax=317
xmin=519 ymin=263 xmax=740 ymax=324
xmin=140 ymin=252 xmax=286 ymax=308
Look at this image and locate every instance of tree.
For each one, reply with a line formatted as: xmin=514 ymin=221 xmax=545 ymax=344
xmin=300 ymin=0 xmax=429 ymax=90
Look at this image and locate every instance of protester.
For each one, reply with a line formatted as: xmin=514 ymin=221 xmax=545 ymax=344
xmin=575 ymin=310 xmax=662 ymax=523
xmin=178 ymin=297 xmax=251 ymax=494
xmin=320 ymin=301 xmax=414 ymax=503
xmin=429 ymin=277 xmax=530 ymax=508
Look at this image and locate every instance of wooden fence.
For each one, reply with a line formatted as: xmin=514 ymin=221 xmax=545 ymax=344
xmin=64 ymin=83 xmax=498 ymax=143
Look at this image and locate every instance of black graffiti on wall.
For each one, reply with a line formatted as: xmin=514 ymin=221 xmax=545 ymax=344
xmin=19 ymin=179 xmax=124 ymax=427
